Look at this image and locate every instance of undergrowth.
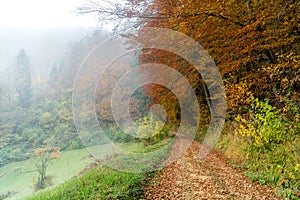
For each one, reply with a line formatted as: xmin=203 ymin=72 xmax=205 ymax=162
xmin=218 ymin=98 xmax=300 ymax=199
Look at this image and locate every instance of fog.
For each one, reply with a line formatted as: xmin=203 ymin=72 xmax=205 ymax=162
xmin=0 ymin=1 xmax=120 ymax=199
xmin=0 ymin=27 xmax=94 ymax=79
xmin=0 ymin=0 xmax=101 ymax=81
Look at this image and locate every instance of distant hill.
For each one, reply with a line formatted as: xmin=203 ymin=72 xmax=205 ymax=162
xmin=0 ymin=27 xmax=93 ymax=78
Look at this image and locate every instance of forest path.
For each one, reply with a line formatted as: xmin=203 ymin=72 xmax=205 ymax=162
xmin=144 ymin=139 xmax=281 ymax=200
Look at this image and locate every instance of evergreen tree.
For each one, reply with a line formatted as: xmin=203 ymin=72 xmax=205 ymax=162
xmin=48 ymin=63 xmax=59 ymax=87
xmin=14 ymin=49 xmax=32 ymax=108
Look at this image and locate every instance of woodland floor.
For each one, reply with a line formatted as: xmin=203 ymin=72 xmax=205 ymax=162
xmin=144 ymin=138 xmax=282 ymax=200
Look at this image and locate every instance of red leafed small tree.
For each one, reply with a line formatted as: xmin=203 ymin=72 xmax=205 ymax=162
xmin=32 ymin=145 xmax=60 ymax=190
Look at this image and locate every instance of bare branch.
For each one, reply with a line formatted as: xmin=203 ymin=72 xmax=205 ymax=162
xmin=77 ymin=0 xmax=246 ymax=30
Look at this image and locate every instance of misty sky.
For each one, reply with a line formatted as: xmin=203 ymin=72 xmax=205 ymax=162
xmin=0 ymin=0 xmax=101 ymax=77
xmin=0 ymin=0 xmax=97 ymax=28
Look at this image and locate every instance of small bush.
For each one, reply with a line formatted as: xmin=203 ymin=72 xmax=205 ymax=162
xmin=105 ymin=126 xmax=136 ymax=143
xmin=135 ymin=114 xmax=170 ymax=146
xmin=235 ymin=98 xmax=287 ymax=147
xmin=233 ymin=98 xmax=300 ymax=198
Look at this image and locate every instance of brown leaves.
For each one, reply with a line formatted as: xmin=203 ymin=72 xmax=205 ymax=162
xmin=145 ymin=141 xmax=281 ymax=199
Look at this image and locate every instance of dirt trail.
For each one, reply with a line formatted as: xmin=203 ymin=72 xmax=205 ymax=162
xmin=144 ymin=139 xmax=281 ymax=200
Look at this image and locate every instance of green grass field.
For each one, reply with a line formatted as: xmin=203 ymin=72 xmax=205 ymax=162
xmin=25 ymin=139 xmax=173 ymax=200
xmin=1 ymin=138 xmax=173 ymax=200
xmin=0 ymin=147 xmax=97 ymax=200
xmin=25 ymin=166 xmax=148 ymax=200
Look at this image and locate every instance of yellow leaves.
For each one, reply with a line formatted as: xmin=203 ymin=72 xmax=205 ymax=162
xmin=134 ymin=114 xmax=166 ymax=146
xmin=235 ymin=114 xmax=263 ymax=146
xmin=277 ymin=164 xmax=282 ymax=169
xmin=40 ymin=112 xmax=51 ymax=125
xmin=295 ymin=164 xmax=300 ymax=172
xmin=235 ymin=119 xmax=264 ymax=146
xmin=226 ymin=81 xmax=253 ymax=113
xmin=235 ymin=98 xmax=290 ymax=147
xmin=288 ymin=172 xmax=296 ymax=180
xmin=58 ymin=109 xmax=72 ymax=122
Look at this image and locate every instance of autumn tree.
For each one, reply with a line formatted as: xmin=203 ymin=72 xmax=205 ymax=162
xmin=79 ymin=0 xmax=299 ymax=118
xmin=32 ymin=145 xmax=60 ymax=190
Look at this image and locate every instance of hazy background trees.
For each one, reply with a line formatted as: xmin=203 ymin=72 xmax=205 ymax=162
xmin=0 ymin=28 xmax=108 ymax=167
xmin=14 ymin=49 xmax=32 ymax=108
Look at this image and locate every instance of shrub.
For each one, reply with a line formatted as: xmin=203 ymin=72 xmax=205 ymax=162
xmin=235 ymin=98 xmax=287 ymax=147
xmin=135 ymin=114 xmax=169 ymax=146
xmin=105 ymin=126 xmax=136 ymax=143
xmin=234 ymin=98 xmax=300 ymax=198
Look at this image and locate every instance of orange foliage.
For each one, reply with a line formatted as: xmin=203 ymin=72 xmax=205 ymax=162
xmin=136 ymin=0 xmax=299 ymax=116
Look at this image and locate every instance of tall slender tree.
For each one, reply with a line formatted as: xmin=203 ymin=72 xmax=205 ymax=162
xmin=14 ymin=49 xmax=32 ymax=108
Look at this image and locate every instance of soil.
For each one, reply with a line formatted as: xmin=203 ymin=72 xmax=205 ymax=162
xmin=144 ymin=139 xmax=282 ymax=200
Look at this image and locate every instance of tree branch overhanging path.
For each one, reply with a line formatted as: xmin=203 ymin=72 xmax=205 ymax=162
xmin=76 ymin=0 xmax=247 ymax=29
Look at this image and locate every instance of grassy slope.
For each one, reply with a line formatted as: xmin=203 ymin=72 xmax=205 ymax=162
xmin=26 ymin=166 xmax=148 ymax=200
xmin=25 ymin=138 xmax=173 ymax=200
xmin=0 ymin=147 xmax=100 ymax=200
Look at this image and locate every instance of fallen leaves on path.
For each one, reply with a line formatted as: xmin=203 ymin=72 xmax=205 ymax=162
xmin=144 ymin=140 xmax=281 ymax=200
